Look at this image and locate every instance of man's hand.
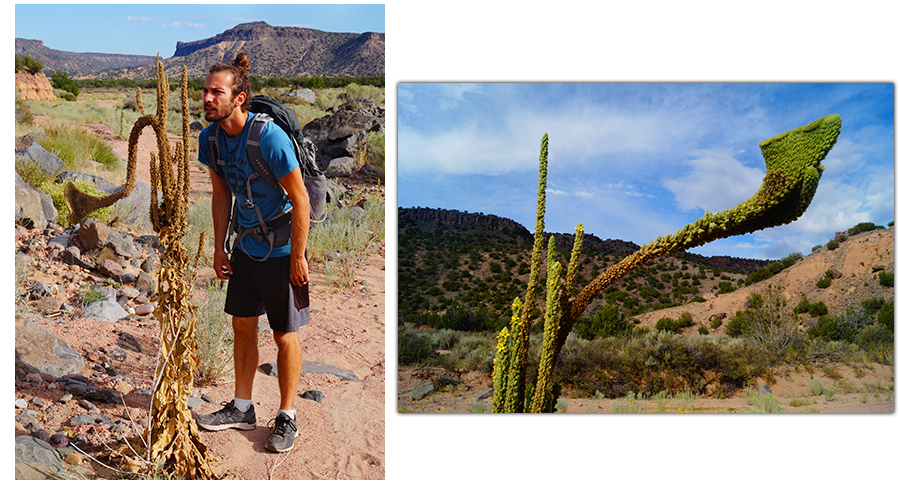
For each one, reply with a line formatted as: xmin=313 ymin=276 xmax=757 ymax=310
xmin=214 ymin=248 xmax=233 ymax=280
xmin=290 ymin=253 xmax=309 ymax=287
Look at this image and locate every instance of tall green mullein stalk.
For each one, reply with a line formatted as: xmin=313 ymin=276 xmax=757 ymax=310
xmin=500 ymin=133 xmax=549 ymax=412
xmin=530 ymin=237 xmax=563 ymax=413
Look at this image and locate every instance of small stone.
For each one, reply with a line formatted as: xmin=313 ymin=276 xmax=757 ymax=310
xmin=300 ymin=390 xmax=324 ymax=403
xmin=50 ymin=433 xmax=69 ymax=447
xmin=59 ymin=393 xmax=73 ymax=403
xmin=15 ymin=399 xmax=28 ymax=409
xmin=64 ymin=453 xmax=82 ymax=465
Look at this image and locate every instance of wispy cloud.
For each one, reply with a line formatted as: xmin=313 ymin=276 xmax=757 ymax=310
xmin=662 ymin=147 xmax=764 ymax=213
xmin=160 ymin=21 xmax=205 ymax=29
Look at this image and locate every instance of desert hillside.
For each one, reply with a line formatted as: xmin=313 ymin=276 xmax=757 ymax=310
xmin=635 ymin=226 xmax=894 ymax=335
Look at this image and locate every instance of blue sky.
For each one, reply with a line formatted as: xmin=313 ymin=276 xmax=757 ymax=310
xmin=15 ymin=4 xmax=385 ymax=57
xmin=399 ymin=83 xmax=894 ymax=261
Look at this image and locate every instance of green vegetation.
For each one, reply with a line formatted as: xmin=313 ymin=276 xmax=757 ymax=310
xmin=15 ymin=54 xmax=43 ymax=74
xmin=193 ymin=285 xmax=234 ymax=385
xmin=307 ymin=188 xmax=385 ymax=291
xmin=744 ymin=252 xmax=803 ymax=286
xmin=51 ymin=70 xmax=80 ymax=99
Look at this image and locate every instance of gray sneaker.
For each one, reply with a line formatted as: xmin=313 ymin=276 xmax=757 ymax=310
xmin=265 ymin=413 xmax=298 ymax=453
xmin=196 ymin=400 xmax=256 ymax=431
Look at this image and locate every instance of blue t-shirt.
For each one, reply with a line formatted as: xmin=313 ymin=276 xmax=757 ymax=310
xmin=198 ymin=112 xmax=299 ymax=258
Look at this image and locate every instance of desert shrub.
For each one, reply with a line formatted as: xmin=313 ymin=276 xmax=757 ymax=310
xmin=877 ymin=300 xmax=893 ymax=327
xmin=854 ymin=323 xmax=893 ymax=352
xmin=556 ymin=332 xmax=768 ymax=399
xmin=426 ymin=329 xmax=461 ymax=350
xmin=398 ymin=327 xmax=435 ymax=365
xmin=747 ymin=292 xmax=764 ymax=309
xmin=709 ymin=315 xmax=723 ymax=330
xmin=725 ymin=287 xmax=801 ymax=362
xmin=575 ymin=303 xmax=631 ymax=340
xmin=725 ymin=310 xmax=752 ymax=337
xmin=718 ymin=281 xmax=735 ymax=294
xmin=341 ymin=83 xmax=384 ymax=105
xmin=847 ymin=222 xmax=883 ymax=235
xmin=307 ymin=196 xmax=383 ymax=290
xmin=794 ymin=295 xmax=810 ymax=314
xmin=40 ymin=123 xmax=119 ymax=172
xmin=745 ymin=392 xmax=784 ymax=413
xmin=17 ymin=54 xmax=43 ymax=74
xmin=39 ymin=180 xmax=112 ymax=227
xmin=15 ymin=93 xmax=35 ymax=125
xmin=808 ymin=301 xmax=828 ymax=317
xmin=449 ymin=334 xmax=496 ymax=373
xmin=365 ymin=131 xmax=385 ymax=170
xmin=877 ymin=270 xmax=893 ymax=287
xmin=816 ymin=270 xmax=833 ymax=289
xmin=194 ymin=286 xmax=234 ymax=385
xmin=807 ymin=313 xmax=867 ymax=344
xmin=15 ymin=157 xmax=56 ymax=190
xmin=861 ymin=297 xmax=885 ymax=320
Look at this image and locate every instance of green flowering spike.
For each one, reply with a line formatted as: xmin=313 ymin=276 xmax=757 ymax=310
xmin=491 ymin=326 xmax=511 ymax=412
xmin=508 ymin=133 xmax=550 ymax=412
xmin=532 ymin=249 xmax=563 ymax=413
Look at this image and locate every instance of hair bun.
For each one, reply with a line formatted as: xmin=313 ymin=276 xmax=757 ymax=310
xmin=233 ymin=52 xmax=250 ymax=74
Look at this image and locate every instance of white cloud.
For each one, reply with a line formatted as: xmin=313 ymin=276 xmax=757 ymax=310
xmin=435 ymin=84 xmax=483 ymax=110
xmin=662 ymin=147 xmax=764 ymax=213
xmin=161 ymin=21 xmax=205 ymax=29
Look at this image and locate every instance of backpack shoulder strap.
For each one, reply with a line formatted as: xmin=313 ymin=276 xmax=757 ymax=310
xmin=245 ymin=113 xmax=285 ymax=195
xmin=207 ymin=122 xmax=224 ymax=177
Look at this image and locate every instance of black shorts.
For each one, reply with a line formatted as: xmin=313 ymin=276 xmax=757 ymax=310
xmin=224 ymin=249 xmax=310 ymax=332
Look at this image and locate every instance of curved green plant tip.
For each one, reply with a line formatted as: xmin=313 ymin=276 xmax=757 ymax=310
xmin=560 ymin=114 xmax=841 ymax=356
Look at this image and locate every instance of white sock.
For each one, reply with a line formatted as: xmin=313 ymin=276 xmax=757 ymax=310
xmin=233 ymin=397 xmax=253 ymax=412
xmin=277 ymin=408 xmax=296 ymax=420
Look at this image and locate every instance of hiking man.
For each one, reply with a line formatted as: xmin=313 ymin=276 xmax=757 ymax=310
xmin=194 ymin=52 xmax=311 ymax=453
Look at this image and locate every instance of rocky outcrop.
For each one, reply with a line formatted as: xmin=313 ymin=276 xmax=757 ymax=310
xmin=15 ymin=173 xmax=56 ymax=230
xmin=399 ymin=207 xmax=531 ymax=236
xmin=399 ymin=207 xmax=772 ymax=274
xmin=15 ymin=71 xmax=56 ymax=101
xmin=303 ymin=98 xmax=385 ymax=178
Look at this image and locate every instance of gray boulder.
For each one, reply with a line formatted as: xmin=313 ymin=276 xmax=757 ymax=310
xmin=15 ymin=141 xmax=64 ymax=175
xmin=283 ymin=88 xmax=316 ymax=104
xmin=15 ymin=318 xmax=85 ymax=378
xmin=58 ymin=170 xmax=113 ymax=188
xmin=324 ymin=156 xmax=356 ymax=178
xmin=81 ymin=298 xmax=129 ymax=323
xmin=15 ymin=435 xmax=65 ymax=480
xmin=15 ymin=172 xmax=50 ymax=230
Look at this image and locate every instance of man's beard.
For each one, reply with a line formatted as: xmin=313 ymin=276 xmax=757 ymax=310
xmin=204 ymin=98 xmax=237 ymax=122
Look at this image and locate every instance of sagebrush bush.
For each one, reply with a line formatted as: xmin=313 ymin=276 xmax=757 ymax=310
xmin=878 ymin=270 xmax=893 ymax=287
xmin=398 ymin=327 xmax=435 ymax=365
xmin=555 ymin=332 xmax=768 ymax=399
xmin=194 ymin=286 xmax=234 ymax=385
